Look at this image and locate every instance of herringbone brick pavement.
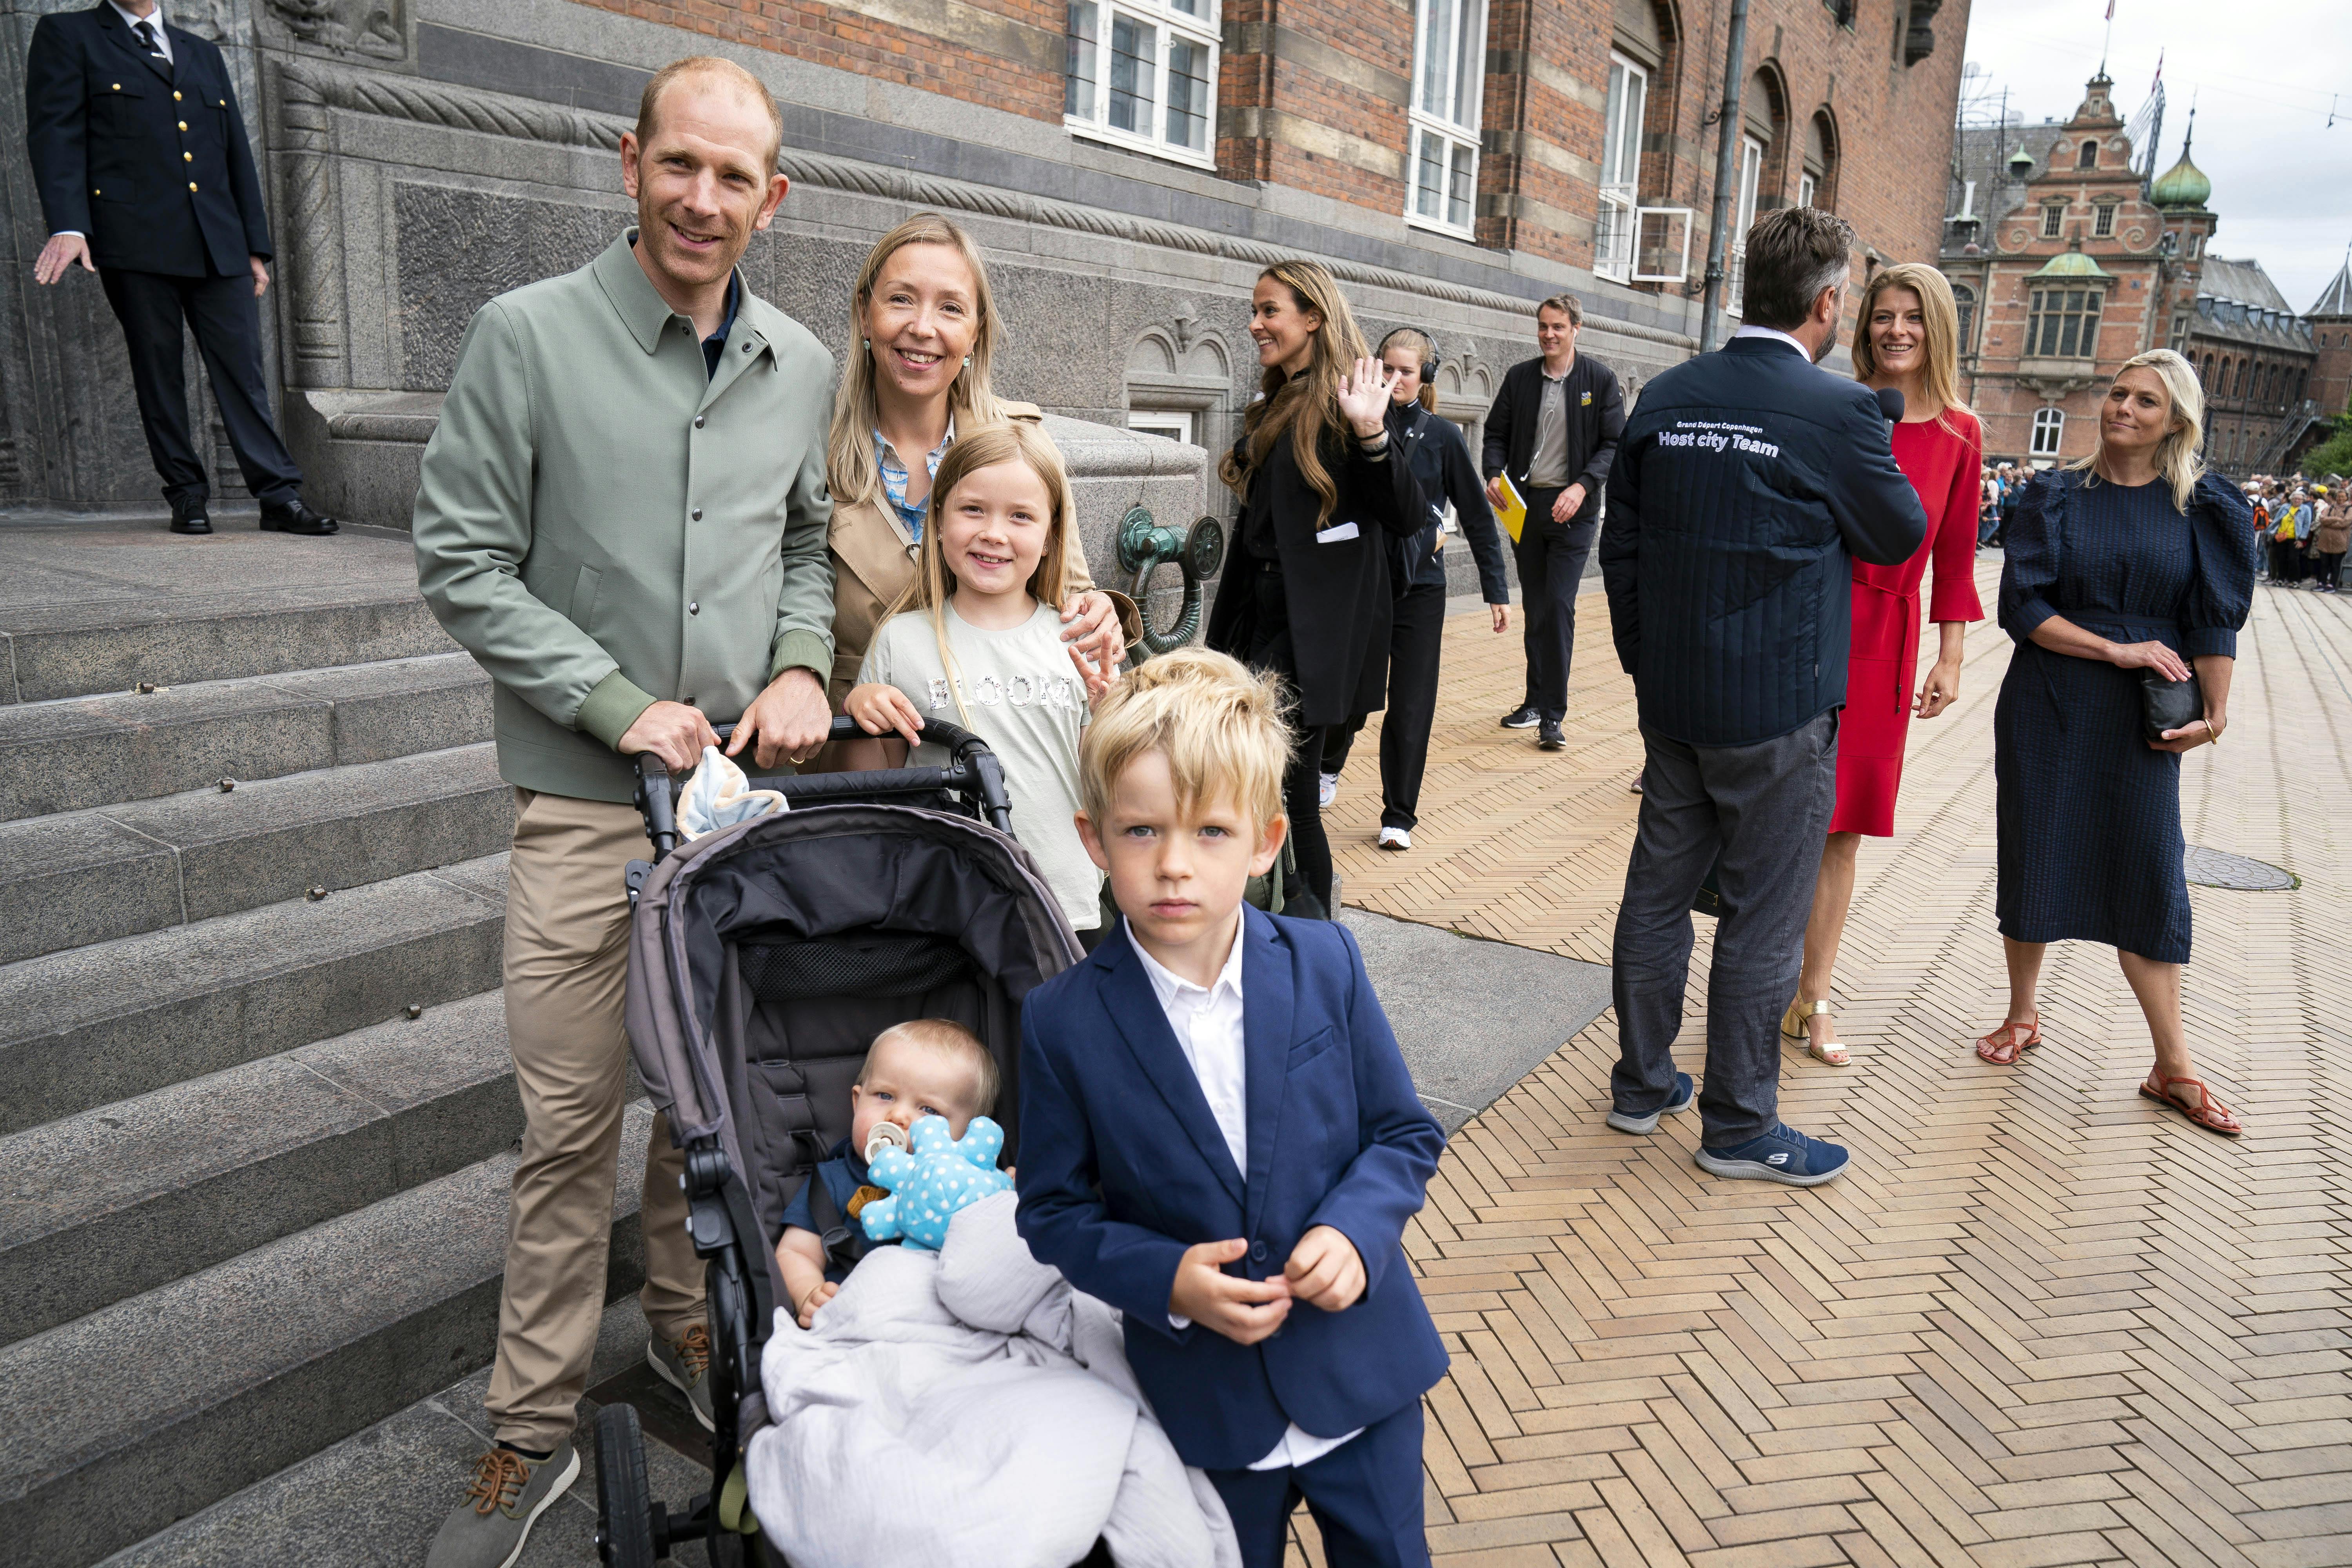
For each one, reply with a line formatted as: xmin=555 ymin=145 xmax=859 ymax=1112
xmin=1291 ymin=557 xmax=2352 ymax=1568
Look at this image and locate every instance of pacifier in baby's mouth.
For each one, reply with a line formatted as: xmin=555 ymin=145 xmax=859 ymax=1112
xmin=864 ymin=1120 xmax=911 ymax=1165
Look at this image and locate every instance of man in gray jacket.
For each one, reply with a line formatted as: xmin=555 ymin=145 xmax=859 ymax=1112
xmin=413 ymin=56 xmax=834 ymax=1568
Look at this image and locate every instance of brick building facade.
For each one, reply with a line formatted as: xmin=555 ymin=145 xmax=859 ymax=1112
xmin=0 ymin=0 xmax=1969 ymax=519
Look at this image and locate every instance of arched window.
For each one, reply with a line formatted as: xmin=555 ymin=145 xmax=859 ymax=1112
xmin=2078 ymin=139 xmax=2098 ymax=169
xmin=2233 ymin=360 xmax=2248 ymax=397
xmin=2200 ymin=353 xmax=2215 ymax=382
xmin=1801 ymin=110 xmax=1838 ymax=212
xmin=1951 ymin=283 xmax=1976 ymax=353
xmin=2031 ymin=407 xmax=2065 ymax=457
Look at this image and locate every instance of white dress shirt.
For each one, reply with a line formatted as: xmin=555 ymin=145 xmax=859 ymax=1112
xmin=1730 ymin=322 xmax=1814 ymax=360
xmin=1128 ymin=915 xmax=1364 ymax=1472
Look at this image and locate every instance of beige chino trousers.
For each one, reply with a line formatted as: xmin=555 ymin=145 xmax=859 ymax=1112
xmin=486 ymin=788 xmax=702 ymax=1451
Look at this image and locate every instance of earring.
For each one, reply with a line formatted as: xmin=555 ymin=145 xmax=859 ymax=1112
xmin=862 ymin=338 xmax=871 ymax=352
xmin=963 ymin=355 xmax=972 ymax=367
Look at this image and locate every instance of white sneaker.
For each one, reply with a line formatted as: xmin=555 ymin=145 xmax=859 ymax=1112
xmin=1377 ymin=826 xmax=1410 ymax=851
xmin=1318 ymin=771 xmax=1339 ymax=809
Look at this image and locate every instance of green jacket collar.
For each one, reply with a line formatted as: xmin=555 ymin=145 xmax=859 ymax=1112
xmin=593 ymin=228 xmax=774 ymax=371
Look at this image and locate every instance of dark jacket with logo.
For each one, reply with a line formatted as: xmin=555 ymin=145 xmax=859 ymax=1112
xmin=26 ymin=4 xmax=272 ymax=277
xmin=1480 ymin=354 xmax=1626 ymax=524
xmin=1394 ymin=403 xmax=1510 ymax=600
xmin=1599 ymin=336 xmax=1928 ymax=747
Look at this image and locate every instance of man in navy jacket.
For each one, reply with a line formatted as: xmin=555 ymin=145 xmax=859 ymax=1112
xmin=26 ymin=2 xmax=336 ymax=536
xmin=1597 ymin=206 xmax=1926 ymax=1188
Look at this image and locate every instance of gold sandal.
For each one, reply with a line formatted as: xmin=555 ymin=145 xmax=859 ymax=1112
xmin=1780 ymin=998 xmax=1849 ymax=1067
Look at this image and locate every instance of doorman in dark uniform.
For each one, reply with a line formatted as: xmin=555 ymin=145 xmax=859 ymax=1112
xmin=26 ymin=2 xmax=338 ymax=536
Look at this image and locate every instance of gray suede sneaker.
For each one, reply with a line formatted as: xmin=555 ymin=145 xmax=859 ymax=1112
xmin=425 ymin=1442 xmax=578 ymax=1568
xmin=648 ymin=1323 xmax=716 ymax=1431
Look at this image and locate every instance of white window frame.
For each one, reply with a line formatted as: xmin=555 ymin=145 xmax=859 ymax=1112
xmin=1404 ymin=0 xmax=1488 ymax=239
xmin=1595 ymin=51 xmax=1648 ymax=281
xmin=1127 ymin=409 xmax=1194 ymax=445
xmin=1631 ymin=207 xmax=1694 ymax=283
xmin=1726 ymin=136 xmax=1762 ymax=318
xmin=2031 ymin=407 xmax=2064 ymax=457
xmin=1064 ymin=0 xmax=1220 ymax=171
xmin=1797 ymin=171 xmax=1816 ymax=208
xmin=2093 ymin=203 xmax=2116 ymax=237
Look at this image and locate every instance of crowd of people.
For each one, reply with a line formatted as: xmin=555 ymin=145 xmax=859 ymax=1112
xmin=28 ymin=25 xmax=2280 ymax=1564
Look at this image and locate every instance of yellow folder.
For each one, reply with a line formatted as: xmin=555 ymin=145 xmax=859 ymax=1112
xmin=1494 ymin=474 xmax=1529 ymax=544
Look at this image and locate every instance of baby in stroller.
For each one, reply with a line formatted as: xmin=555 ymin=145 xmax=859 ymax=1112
xmin=774 ymin=1018 xmax=997 ymax=1327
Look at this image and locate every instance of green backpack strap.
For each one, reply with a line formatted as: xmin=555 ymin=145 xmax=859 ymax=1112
xmin=719 ymin=1459 xmax=761 ymax=1535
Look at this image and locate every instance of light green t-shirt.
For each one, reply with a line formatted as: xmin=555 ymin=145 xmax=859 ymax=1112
xmin=858 ymin=599 xmax=1102 ymax=931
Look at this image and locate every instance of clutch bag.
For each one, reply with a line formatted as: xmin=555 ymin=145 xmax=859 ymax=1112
xmin=2141 ymin=670 xmax=2204 ymax=743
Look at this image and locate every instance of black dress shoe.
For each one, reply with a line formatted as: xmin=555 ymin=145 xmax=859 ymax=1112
xmin=1537 ymin=720 xmax=1566 ymax=751
xmin=168 ymin=501 xmax=212 ymax=536
xmin=259 ymin=498 xmax=339 ymax=535
xmin=1500 ymin=704 xmax=1541 ymax=729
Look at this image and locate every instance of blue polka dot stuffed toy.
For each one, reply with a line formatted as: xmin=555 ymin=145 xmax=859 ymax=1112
xmin=857 ymin=1114 xmax=1012 ymax=1253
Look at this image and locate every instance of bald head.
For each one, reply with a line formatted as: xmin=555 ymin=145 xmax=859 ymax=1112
xmin=637 ymin=56 xmax=783 ymax=172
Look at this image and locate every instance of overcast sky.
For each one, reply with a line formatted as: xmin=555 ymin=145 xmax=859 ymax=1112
xmin=1958 ymin=0 xmax=2351 ymax=312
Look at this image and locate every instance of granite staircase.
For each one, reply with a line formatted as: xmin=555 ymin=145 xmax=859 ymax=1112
xmin=0 ymin=522 xmax=663 ymax=1566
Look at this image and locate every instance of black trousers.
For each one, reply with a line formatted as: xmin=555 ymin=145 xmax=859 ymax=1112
xmin=1514 ymin=490 xmax=1597 ymax=723
xmin=1245 ymin=565 xmax=1332 ymax=913
xmin=1319 ymin=581 xmax=1446 ymax=831
xmin=2316 ymin=551 xmax=2345 ymax=589
xmin=99 ymin=266 xmax=303 ymax=509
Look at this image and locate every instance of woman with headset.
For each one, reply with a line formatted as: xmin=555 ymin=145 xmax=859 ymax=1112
xmin=1319 ymin=327 xmax=1513 ymax=850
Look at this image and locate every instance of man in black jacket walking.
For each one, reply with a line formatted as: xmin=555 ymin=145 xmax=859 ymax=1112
xmin=1597 ymin=207 xmax=1926 ymax=1189
xmin=26 ymin=1 xmax=337 ymax=536
xmin=1482 ymin=293 xmax=1624 ymax=750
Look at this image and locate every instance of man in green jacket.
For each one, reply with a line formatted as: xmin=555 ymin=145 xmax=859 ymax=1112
xmin=414 ymin=57 xmax=833 ymax=1568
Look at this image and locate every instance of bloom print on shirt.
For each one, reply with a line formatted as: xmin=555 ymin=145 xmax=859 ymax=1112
xmin=923 ymin=672 xmax=1083 ymax=712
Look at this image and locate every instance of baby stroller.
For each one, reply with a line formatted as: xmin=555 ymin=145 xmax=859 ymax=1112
xmin=597 ymin=715 xmax=1082 ymax=1566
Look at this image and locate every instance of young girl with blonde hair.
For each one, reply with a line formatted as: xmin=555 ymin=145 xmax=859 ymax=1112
xmin=846 ymin=421 xmax=1114 ymax=940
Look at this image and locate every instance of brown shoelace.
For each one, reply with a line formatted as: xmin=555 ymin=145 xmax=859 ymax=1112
xmin=673 ymin=1322 xmax=711 ymax=1381
xmin=465 ymin=1448 xmax=533 ymax=1517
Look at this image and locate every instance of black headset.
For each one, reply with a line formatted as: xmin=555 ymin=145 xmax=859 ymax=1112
xmin=1379 ymin=325 xmax=1442 ymax=386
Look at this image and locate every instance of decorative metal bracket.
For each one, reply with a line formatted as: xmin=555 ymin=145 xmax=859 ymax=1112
xmin=1115 ymin=507 xmax=1226 ymax=659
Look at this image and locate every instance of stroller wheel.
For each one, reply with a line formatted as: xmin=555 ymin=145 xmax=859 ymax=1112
xmin=593 ymin=1403 xmax=657 ymax=1568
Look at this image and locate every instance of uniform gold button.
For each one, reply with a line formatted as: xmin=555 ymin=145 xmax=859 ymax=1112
xmin=93 ymin=187 xmax=101 ymax=196
xmin=111 ymin=83 xmax=121 ymax=91
xmin=173 ymin=91 xmax=183 ymax=102
xmin=183 ymin=152 xmax=193 ymax=162
xmin=177 ymin=121 xmax=188 ymax=131
xmin=188 ymin=181 xmax=198 ymax=192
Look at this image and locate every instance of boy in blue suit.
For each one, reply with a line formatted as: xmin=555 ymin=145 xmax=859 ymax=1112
xmin=1016 ymin=649 xmax=1449 ymax=1568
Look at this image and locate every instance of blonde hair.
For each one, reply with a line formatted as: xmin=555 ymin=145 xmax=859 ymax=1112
xmin=1078 ymin=649 xmax=1291 ymax=832
xmin=2067 ymin=348 xmax=2207 ymax=513
xmin=887 ymin=421 xmax=1074 ymax=725
xmin=826 ymin=215 xmax=1006 ymax=515
xmin=1219 ymin=260 xmax=1374 ymax=530
xmin=1849 ymin=263 xmax=1971 ymax=438
xmin=1378 ymin=327 xmax=1439 ymax=412
xmin=862 ymin=1018 xmax=998 ymax=1115
xmin=635 ymin=57 xmax=782 ymax=170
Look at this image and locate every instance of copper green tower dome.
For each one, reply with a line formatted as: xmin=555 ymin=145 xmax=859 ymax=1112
xmin=2151 ymin=117 xmax=2212 ymax=211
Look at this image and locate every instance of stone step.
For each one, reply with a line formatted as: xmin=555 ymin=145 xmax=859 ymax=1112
xmin=0 ymin=586 xmax=453 ymax=705
xmin=0 ymin=991 xmax=518 ymax=1347
xmin=0 ymin=853 xmax=508 ymax=1138
xmin=97 ymin=1299 xmax=715 ymax=1568
xmin=0 ymin=651 xmax=492 ymax=822
xmin=0 ymin=1110 xmax=653 ymax=1568
xmin=0 ymin=742 xmax=511 ymax=966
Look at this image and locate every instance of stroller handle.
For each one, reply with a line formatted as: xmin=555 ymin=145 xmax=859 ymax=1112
xmin=632 ymin=714 xmax=1015 ymax=862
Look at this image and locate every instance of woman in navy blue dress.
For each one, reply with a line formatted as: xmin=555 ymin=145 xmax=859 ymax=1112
xmin=1975 ymin=350 xmax=2256 ymax=1134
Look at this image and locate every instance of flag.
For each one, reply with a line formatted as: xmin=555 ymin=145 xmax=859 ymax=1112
xmin=2105 ymin=0 xmax=2116 ymax=18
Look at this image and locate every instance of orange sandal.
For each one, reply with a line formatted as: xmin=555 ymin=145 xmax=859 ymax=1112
xmin=2139 ymin=1074 xmax=2242 ymax=1136
xmin=1974 ymin=1016 xmax=2041 ymax=1065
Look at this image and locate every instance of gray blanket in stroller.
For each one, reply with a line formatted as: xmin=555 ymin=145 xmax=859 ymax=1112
xmin=746 ymin=1191 xmax=1240 ymax=1568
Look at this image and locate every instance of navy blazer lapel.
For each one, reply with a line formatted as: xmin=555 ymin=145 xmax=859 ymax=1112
xmin=1238 ymin=907 xmax=1292 ymax=1238
xmin=1095 ymin=933 xmax=1247 ymax=1207
xmin=98 ymin=7 xmax=175 ymax=83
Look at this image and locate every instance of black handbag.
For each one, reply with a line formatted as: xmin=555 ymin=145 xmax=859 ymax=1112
xmin=2141 ymin=670 xmax=2205 ymax=743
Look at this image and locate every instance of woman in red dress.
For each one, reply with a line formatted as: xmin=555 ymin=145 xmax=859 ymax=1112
xmin=1784 ymin=263 xmax=1985 ymax=1065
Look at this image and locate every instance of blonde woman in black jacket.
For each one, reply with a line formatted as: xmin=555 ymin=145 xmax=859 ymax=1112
xmin=1204 ymin=260 xmax=1429 ymax=915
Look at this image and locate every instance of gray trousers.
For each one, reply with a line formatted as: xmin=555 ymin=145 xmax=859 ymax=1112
xmin=1610 ymin=711 xmax=1838 ymax=1147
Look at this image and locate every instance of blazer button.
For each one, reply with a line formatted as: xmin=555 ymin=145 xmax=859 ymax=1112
xmin=693 ymin=415 xmax=705 ymax=429
xmin=188 ymin=182 xmax=198 ymax=192
xmin=178 ymin=120 xmax=188 ymax=131
xmin=689 ymin=601 xmax=701 ymax=615
xmin=690 ymin=508 xmax=703 ymax=521
xmin=112 ymin=83 xmax=121 ymax=91
xmin=173 ymin=90 xmax=183 ymax=102
xmin=1249 ymin=1240 xmax=1268 ymax=1262
xmin=183 ymin=152 xmax=193 ymax=162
